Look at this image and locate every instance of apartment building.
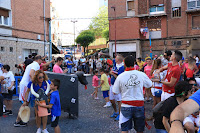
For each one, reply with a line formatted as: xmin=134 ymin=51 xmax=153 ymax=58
xmin=108 ymin=0 xmax=200 ymax=58
xmin=0 ymin=0 xmax=50 ymax=70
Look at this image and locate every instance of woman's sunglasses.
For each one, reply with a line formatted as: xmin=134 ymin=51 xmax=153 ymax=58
xmin=38 ymin=76 xmax=44 ymax=79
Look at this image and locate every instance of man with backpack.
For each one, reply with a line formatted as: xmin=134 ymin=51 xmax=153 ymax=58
xmin=153 ymin=81 xmax=193 ymax=133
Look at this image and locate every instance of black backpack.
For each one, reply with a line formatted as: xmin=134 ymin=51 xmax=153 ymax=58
xmin=153 ymin=100 xmax=166 ymax=129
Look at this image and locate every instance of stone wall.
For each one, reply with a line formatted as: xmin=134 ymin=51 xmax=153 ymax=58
xmin=0 ymin=38 xmax=49 ymax=72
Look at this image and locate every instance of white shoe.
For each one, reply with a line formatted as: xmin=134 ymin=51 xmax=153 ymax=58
xmin=94 ymin=97 xmax=99 ymax=100
xmin=42 ymin=129 xmax=49 ymax=133
xmin=36 ymin=128 xmax=42 ymax=133
xmin=103 ymin=102 xmax=112 ymax=107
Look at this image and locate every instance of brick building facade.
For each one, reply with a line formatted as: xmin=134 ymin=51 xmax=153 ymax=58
xmin=108 ymin=0 xmax=200 ymax=58
xmin=0 ymin=0 xmax=50 ymax=71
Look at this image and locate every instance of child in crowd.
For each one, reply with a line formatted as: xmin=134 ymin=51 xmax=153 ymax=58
xmin=105 ymin=70 xmax=111 ymax=86
xmin=98 ymin=68 xmax=111 ymax=107
xmin=91 ymin=70 xmax=100 ymax=99
xmin=1 ymin=65 xmax=15 ymax=115
xmin=36 ymin=79 xmax=61 ymax=133
xmin=144 ymin=58 xmax=153 ymax=103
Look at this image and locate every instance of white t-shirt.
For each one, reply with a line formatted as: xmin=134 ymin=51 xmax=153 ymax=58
xmin=196 ymin=57 xmax=199 ymax=63
xmin=20 ymin=61 xmax=40 ymax=85
xmin=96 ymin=59 xmax=102 ymax=68
xmin=195 ymin=78 xmax=200 ymax=87
xmin=73 ymin=59 xmax=78 ymax=67
xmin=89 ymin=59 xmax=93 ymax=68
xmin=113 ymin=70 xmax=152 ymax=107
xmin=0 ymin=68 xmax=3 ymax=76
xmin=2 ymin=71 xmax=15 ymax=91
xmin=65 ymin=59 xmax=68 ymax=65
xmin=81 ymin=58 xmax=86 ymax=65
xmin=152 ymin=69 xmax=165 ymax=89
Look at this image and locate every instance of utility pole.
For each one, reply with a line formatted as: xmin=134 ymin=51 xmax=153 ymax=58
xmin=43 ymin=0 xmax=46 ymax=56
xmin=111 ymin=6 xmax=116 ymax=57
xmin=71 ymin=20 xmax=78 ymax=57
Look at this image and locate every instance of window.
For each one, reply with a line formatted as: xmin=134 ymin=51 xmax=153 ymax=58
xmin=10 ymin=47 xmax=13 ymax=52
xmin=147 ymin=20 xmax=161 ymax=31
xmin=172 ymin=7 xmax=181 ymax=17
xmin=127 ymin=1 xmax=135 ymax=11
xmin=4 ymin=17 xmax=8 ymax=25
xmin=0 ymin=47 xmax=5 ymax=52
xmin=188 ymin=0 xmax=200 ymax=10
xmin=150 ymin=5 xmax=165 ymax=14
xmin=192 ymin=15 xmax=200 ymax=29
xmin=0 ymin=8 xmax=9 ymax=26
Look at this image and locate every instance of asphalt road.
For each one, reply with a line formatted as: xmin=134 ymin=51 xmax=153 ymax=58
xmin=0 ymin=76 xmax=155 ymax=133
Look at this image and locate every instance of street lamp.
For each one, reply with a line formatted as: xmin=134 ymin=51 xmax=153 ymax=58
xmin=71 ymin=20 xmax=78 ymax=57
xmin=111 ymin=6 xmax=116 ymax=57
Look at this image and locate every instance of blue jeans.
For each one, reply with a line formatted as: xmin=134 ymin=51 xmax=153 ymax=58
xmin=68 ymin=68 xmax=72 ymax=73
xmin=156 ymin=129 xmax=167 ymax=133
xmin=120 ymin=106 xmax=145 ymax=132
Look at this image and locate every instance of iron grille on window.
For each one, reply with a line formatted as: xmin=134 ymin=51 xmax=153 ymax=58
xmin=172 ymin=7 xmax=181 ymax=17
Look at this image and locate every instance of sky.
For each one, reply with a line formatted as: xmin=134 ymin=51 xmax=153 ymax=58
xmin=52 ymin=0 xmax=100 ymax=34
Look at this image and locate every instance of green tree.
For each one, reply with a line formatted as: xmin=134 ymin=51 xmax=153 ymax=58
xmin=76 ymin=30 xmax=95 ymax=57
xmin=89 ymin=6 xmax=109 ymax=37
xmin=102 ymin=29 xmax=109 ymax=41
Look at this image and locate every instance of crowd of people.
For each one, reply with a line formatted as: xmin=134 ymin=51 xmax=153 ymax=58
xmin=1 ymin=50 xmax=200 ymax=133
xmin=89 ymin=51 xmax=200 ymax=133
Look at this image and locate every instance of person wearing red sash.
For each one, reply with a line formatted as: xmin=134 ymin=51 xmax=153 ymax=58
xmin=112 ymin=55 xmax=152 ymax=133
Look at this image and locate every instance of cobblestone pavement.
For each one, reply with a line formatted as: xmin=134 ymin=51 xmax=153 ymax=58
xmin=0 ymin=76 xmax=155 ymax=133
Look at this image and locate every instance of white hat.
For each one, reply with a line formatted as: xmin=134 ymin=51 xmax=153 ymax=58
xmin=18 ymin=106 xmax=30 ymax=123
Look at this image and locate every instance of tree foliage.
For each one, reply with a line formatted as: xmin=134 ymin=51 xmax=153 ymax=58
xmin=75 ymin=30 xmax=95 ymax=56
xmin=102 ymin=29 xmax=109 ymax=41
xmin=89 ymin=6 xmax=109 ymax=37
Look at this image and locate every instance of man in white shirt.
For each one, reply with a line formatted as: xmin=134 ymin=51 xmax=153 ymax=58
xmin=19 ymin=55 xmax=43 ymax=101
xmin=73 ymin=57 xmax=78 ymax=72
xmin=14 ymin=55 xmax=42 ymax=127
xmin=113 ymin=55 xmax=152 ymax=133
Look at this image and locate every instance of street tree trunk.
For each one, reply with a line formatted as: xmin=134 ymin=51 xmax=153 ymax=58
xmin=87 ymin=46 xmax=88 ymax=56
xmin=84 ymin=47 xmax=85 ymax=57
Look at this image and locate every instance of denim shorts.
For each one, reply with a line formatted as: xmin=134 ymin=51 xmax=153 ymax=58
xmin=156 ymin=129 xmax=167 ymax=133
xmin=120 ymin=106 xmax=145 ymax=132
xmin=102 ymin=90 xmax=109 ymax=98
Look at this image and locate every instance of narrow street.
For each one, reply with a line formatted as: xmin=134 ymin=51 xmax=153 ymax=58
xmin=0 ymin=76 xmax=155 ymax=133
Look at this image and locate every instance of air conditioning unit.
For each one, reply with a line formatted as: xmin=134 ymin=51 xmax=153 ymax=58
xmin=37 ymin=35 xmax=41 ymax=40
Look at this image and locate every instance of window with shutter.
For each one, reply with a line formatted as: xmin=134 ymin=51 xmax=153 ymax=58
xmin=127 ymin=1 xmax=135 ymax=10
xmin=192 ymin=16 xmax=200 ymax=29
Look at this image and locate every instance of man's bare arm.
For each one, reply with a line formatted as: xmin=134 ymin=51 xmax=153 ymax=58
xmin=170 ymin=99 xmax=199 ymax=133
xmin=29 ymin=69 xmax=35 ymax=81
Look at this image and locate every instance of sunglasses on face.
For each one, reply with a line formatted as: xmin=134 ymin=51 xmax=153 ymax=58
xmin=190 ymin=84 xmax=197 ymax=86
xmin=38 ymin=76 xmax=44 ymax=79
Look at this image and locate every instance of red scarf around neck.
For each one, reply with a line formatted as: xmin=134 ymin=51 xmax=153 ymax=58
xmin=125 ymin=67 xmax=135 ymax=71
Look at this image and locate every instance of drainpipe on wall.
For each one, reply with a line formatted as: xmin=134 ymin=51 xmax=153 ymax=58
xmin=43 ymin=0 xmax=46 ymax=56
xmin=49 ymin=20 xmax=52 ymax=70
